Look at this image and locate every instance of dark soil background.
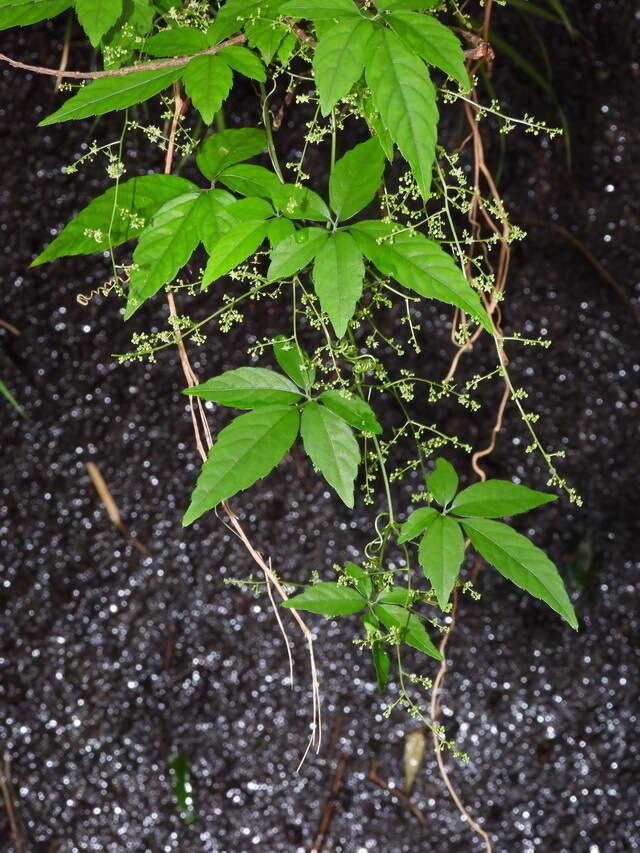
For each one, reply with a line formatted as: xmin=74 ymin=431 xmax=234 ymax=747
xmin=1 ymin=3 xmax=639 ymax=852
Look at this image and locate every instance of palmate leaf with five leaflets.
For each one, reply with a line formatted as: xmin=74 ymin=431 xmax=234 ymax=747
xmin=311 ymin=232 xmax=364 ymax=337
xmin=462 ymin=517 xmax=578 ymax=628
xmin=365 ymin=28 xmax=438 ymax=199
xmin=300 ymin=401 xmax=360 ymax=507
xmin=184 ymin=367 xmax=303 ymax=409
xmin=282 ymin=582 xmax=366 ymax=616
xmin=183 ymin=405 xmax=299 ymax=525
xmin=32 ymin=174 xmax=197 ymax=265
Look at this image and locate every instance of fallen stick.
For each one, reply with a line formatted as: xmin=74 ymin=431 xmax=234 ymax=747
xmin=86 ymin=462 xmax=150 ymax=556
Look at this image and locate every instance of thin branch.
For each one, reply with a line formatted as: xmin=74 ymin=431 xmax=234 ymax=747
xmin=0 ymin=34 xmax=246 ymax=80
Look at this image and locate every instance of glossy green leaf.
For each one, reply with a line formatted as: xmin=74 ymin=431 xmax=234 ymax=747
xmin=39 ymin=66 xmax=183 ymax=126
xmin=195 ymin=128 xmax=267 ymax=181
xmin=300 ymin=401 xmax=359 ymax=507
xmin=377 ymin=586 xmax=413 ymax=606
xmin=397 ymin=506 xmax=439 ymax=544
xmin=389 ymin=11 xmax=469 ymax=90
xmin=311 ymin=232 xmax=364 ymax=337
xmin=343 ymin=562 xmax=373 ymax=598
xmin=144 ymin=26 xmax=208 ymax=56
xmin=0 ymin=0 xmax=71 ymax=29
xmin=75 ymin=0 xmax=122 ymax=46
xmin=184 ymin=367 xmax=303 ymax=409
xmin=451 ymin=480 xmax=557 ymax=518
xmin=183 ymin=405 xmax=299 ymax=525
xmin=244 ymin=17 xmax=289 ymax=64
xmin=218 ymin=45 xmax=266 ymax=81
xmin=329 ymin=138 xmax=385 ymax=221
xmin=218 ymin=164 xmax=282 ymax=200
xmin=125 ymin=191 xmax=205 ymax=318
xmin=182 ymin=55 xmax=233 ymax=125
xmin=201 ymin=220 xmax=269 ymax=289
xmin=273 ymin=335 xmax=316 ymax=389
xmin=281 ymin=582 xmax=365 ymax=616
xmin=267 ymin=218 xmax=296 ymax=248
xmin=318 ymin=390 xmax=382 ymax=434
xmin=462 ymin=517 xmax=578 ymax=629
xmin=31 ymin=174 xmax=196 ymax=265
xmin=313 ymin=17 xmax=374 ymax=115
xmin=418 ymin=515 xmax=464 ymax=609
xmin=427 ymin=457 xmax=459 ymax=506
xmin=372 ymin=604 xmax=442 ymax=659
xmin=363 ymin=228 xmax=491 ymax=331
xmin=267 ymin=227 xmax=328 ymax=280
xmin=192 ymin=188 xmax=240 ymax=251
xmin=365 ymin=28 xmax=438 ymax=199
xmin=279 ymin=0 xmax=360 ymax=19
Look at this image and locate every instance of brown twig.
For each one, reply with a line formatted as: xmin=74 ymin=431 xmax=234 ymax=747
xmin=311 ymin=752 xmax=350 ymax=852
xmin=86 ymin=462 xmax=151 ymax=556
xmin=0 ymin=34 xmax=246 ymax=80
xmin=367 ymin=759 xmax=427 ymax=826
xmin=0 ymin=318 xmax=20 ymax=336
xmin=0 ymin=751 xmax=24 ymax=853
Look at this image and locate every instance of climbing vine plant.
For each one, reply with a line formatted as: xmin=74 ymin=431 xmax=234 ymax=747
xmin=2 ymin=0 xmax=580 ymax=845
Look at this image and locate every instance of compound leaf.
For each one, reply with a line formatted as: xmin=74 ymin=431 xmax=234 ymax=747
xmin=462 ymin=517 xmax=578 ymax=629
xmin=184 ymin=367 xmax=303 ymax=409
xmin=183 ymin=405 xmax=299 ymax=525
xmin=300 ymin=401 xmax=359 ymax=507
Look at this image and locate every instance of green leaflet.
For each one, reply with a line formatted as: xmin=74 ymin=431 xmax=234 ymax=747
xmin=377 ymin=0 xmax=441 ymax=9
xmin=273 ymin=335 xmax=316 ymax=390
xmin=389 ymin=11 xmax=469 ymax=91
xmin=343 ymin=562 xmax=373 ymax=598
xmin=313 ymin=17 xmax=374 ymax=115
xmin=356 ymin=226 xmax=491 ymax=331
xmin=243 ymin=17 xmax=290 ymax=64
xmin=184 ymin=367 xmax=303 ymax=409
xmin=372 ymin=604 xmax=442 ymax=659
xmin=201 ymin=220 xmax=270 ymax=289
xmin=144 ymin=27 xmax=208 ymax=56
xmin=217 ymin=45 xmax=266 ymax=81
xmin=451 ymin=480 xmax=557 ymax=518
xmin=75 ymin=0 xmax=122 ymax=47
xmin=279 ymin=0 xmax=360 ymax=19
xmin=182 ymin=55 xmax=233 ymax=125
xmin=318 ymin=390 xmax=382 ymax=434
xmin=418 ymin=514 xmax=464 ymax=609
xmin=365 ymin=28 xmax=438 ymax=199
xmin=397 ymin=506 xmax=439 ymax=544
xmin=0 ymin=0 xmax=71 ymax=28
xmin=267 ymin=218 xmax=296 ymax=247
xmin=311 ymin=231 xmax=364 ymax=337
xmin=427 ymin=457 xmax=459 ymax=506
xmin=462 ymin=517 xmax=578 ymax=629
xmin=218 ymin=164 xmax=282 ymax=200
xmin=271 ymin=184 xmax=331 ymax=222
xmin=125 ymin=191 xmax=205 ymax=319
xmin=183 ymin=404 xmax=299 ymax=526
xmin=196 ymin=128 xmax=267 ymax=181
xmin=377 ymin=586 xmax=413 ymax=606
xmin=300 ymin=401 xmax=360 ymax=508
xmin=362 ymin=613 xmax=390 ymax=692
xmin=39 ymin=66 xmax=184 ymax=125
xmin=267 ymin=227 xmax=329 ymax=280
xmin=31 ymin=174 xmax=196 ymax=265
xmin=281 ymin=582 xmax=365 ymax=616
xmin=329 ymin=138 xmax=385 ymax=222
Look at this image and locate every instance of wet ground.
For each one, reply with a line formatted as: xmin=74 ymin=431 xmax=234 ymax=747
xmin=1 ymin=3 xmax=639 ymax=851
